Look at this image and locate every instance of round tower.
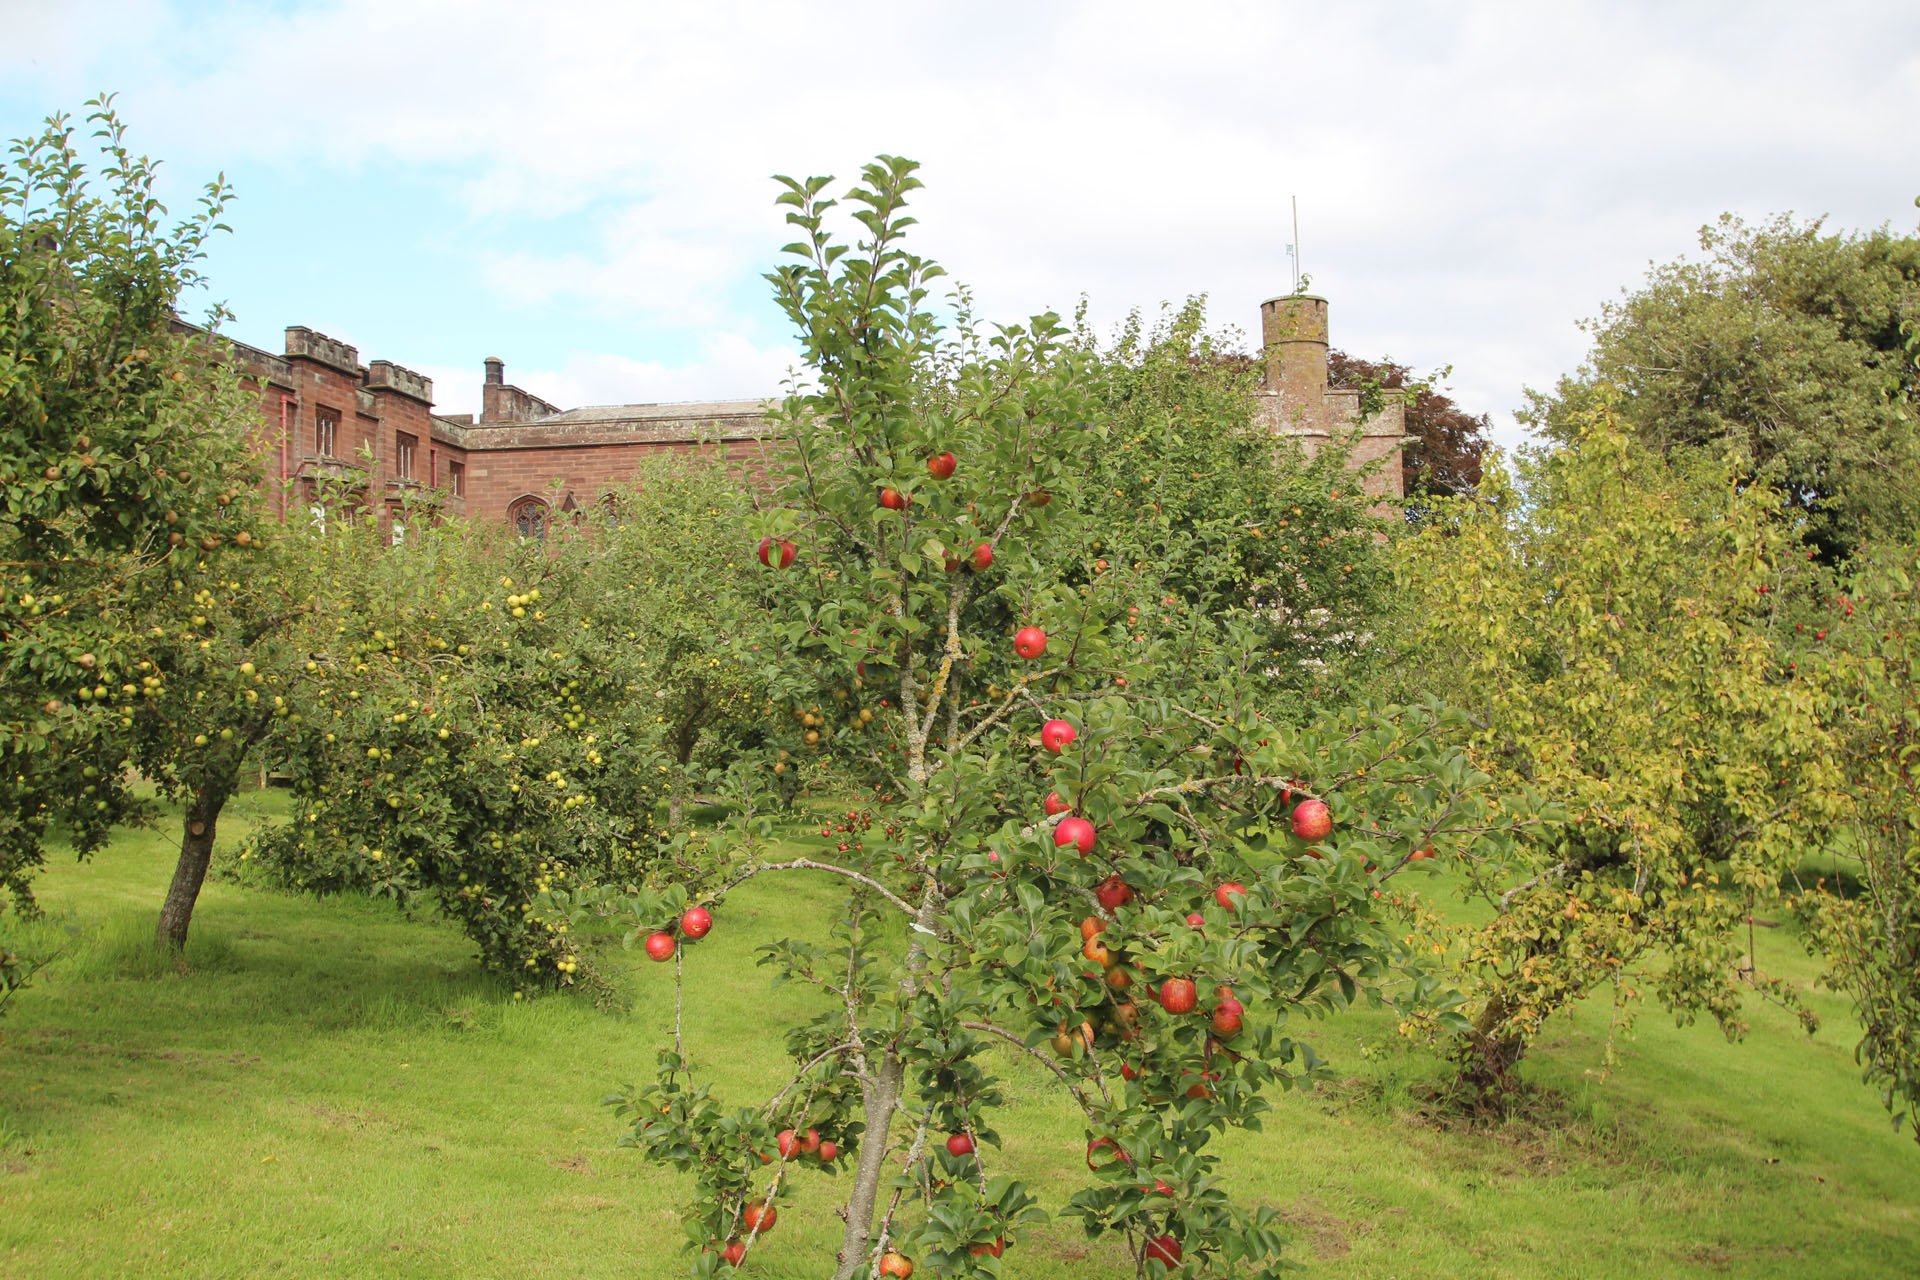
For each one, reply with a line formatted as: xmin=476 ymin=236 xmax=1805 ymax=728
xmin=1259 ymin=294 xmax=1329 ymax=432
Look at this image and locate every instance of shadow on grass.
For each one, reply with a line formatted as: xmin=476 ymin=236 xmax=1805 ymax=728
xmin=25 ymin=897 xmax=523 ymax=1037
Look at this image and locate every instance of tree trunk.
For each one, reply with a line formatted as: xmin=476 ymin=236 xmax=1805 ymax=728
xmin=831 ymin=884 xmax=943 ymax=1280
xmin=667 ymin=710 xmax=701 ymax=835
xmin=157 ymin=780 xmax=231 ymax=951
xmin=1458 ymin=993 xmax=1529 ymax=1110
xmin=831 ymin=1050 xmax=905 ymax=1280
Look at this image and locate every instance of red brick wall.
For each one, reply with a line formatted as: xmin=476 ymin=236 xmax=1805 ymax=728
xmin=462 ymin=437 xmax=782 ymax=519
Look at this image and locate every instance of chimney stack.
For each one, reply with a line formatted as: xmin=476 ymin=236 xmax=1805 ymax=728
xmin=484 ymin=357 xmax=504 ymax=386
xmin=1259 ymin=294 xmax=1329 ymax=431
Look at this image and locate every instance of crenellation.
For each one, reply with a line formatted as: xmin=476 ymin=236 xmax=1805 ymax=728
xmin=284 ymin=326 xmax=362 ymax=376
xmin=367 ymin=359 xmax=434 ymax=404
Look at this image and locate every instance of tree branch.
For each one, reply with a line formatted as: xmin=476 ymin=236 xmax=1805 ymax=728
xmin=716 ymin=859 xmax=920 ymax=921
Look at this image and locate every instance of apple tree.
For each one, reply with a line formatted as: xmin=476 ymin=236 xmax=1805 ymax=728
xmin=594 ymin=453 xmax=775 ymax=831
xmin=1392 ymin=412 xmax=1848 ymax=1103
xmin=115 ymin=490 xmax=331 ymax=951
xmin=592 ymin=158 xmax=1522 ymax=1278
xmin=1796 ymin=538 xmax=1920 ymax=1143
xmin=250 ymin=507 xmax=685 ymax=987
xmin=1 ymin=99 xmax=256 ymax=944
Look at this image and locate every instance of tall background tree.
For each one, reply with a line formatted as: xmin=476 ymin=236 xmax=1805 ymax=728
xmin=1521 ymin=213 xmax=1920 ymax=559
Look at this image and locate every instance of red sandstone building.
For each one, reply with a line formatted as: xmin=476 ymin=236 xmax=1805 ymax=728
xmin=229 ymin=294 xmax=1401 ymax=531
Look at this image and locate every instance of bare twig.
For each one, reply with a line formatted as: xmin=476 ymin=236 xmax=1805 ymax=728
xmin=715 ymin=858 xmax=919 ymax=920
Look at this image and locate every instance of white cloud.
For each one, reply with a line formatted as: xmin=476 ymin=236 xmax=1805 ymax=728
xmin=8 ymin=0 xmax=1917 ymax=459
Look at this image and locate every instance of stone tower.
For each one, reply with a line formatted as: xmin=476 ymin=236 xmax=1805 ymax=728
xmin=1253 ymin=294 xmax=1406 ymax=499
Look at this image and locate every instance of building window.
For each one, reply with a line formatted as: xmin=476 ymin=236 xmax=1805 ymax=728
xmin=447 ymin=460 xmax=465 ymax=498
xmin=315 ymin=406 xmax=339 ymax=458
xmin=509 ymin=496 xmax=548 ymax=541
xmin=395 ymin=432 xmax=417 ymax=482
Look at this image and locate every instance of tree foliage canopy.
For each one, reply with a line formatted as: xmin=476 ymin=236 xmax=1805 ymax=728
xmin=1 ymin=98 xmax=256 ymax=932
xmin=1078 ymin=300 xmax=1395 ymax=708
xmin=1523 ymin=214 xmax=1920 ymax=558
xmin=1392 ymin=412 xmax=1848 ymax=1098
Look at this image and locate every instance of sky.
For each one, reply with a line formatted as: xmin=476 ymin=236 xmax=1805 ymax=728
xmin=4 ymin=0 xmax=1916 ymax=454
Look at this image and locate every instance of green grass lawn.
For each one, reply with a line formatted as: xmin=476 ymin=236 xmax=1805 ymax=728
xmin=2 ymin=793 xmax=1915 ymax=1278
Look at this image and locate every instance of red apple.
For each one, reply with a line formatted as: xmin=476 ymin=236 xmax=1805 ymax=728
xmin=1145 ymin=1234 xmax=1182 ymax=1266
xmin=1080 ymin=915 xmax=1107 ymax=941
xmin=1291 ymin=797 xmax=1332 ymax=842
xmin=797 ymin=1127 xmax=821 ymax=1154
xmin=721 ymin=1238 xmax=746 ymax=1266
xmin=1044 ymin=791 xmax=1072 ymax=816
xmin=879 ymin=1253 xmax=914 ymax=1279
xmin=1013 ymin=625 xmax=1048 ymax=660
xmin=644 ymin=931 xmax=677 ymax=962
xmin=879 ymin=487 xmax=910 ymax=511
xmin=1214 ymin=882 xmax=1248 ymax=913
xmin=968 ymin=1239 xmax=1005 ymax=1258
xmin=1184 ymin=911 xmax=1206 ymax=928
xmin=1054 ymin=816 xmax=1096 ymax=856
xmin=776 ymin=1129 xmax=803 ymax=1159
xmin=1086 ymin=1136 xmax=1130 ymax=1170
xmin=970 ymin=542 xmax=993 ymax=571
xmin=927 ymin=452 xmax=956 ymax=479
xmin=679 ymin=906 xmax=713 ymax=939
xmin=1040 ymin=719 xmax=1077 ymax=753
xmin=1095 ymin=874 xmax=1133 ymax=911
xmin=1410 ymin=843 xmax=1436 ymax=861
xmin=945 ymin=1133 xmax=975 ymax=1157
xmin=1211 ymin=997 xmax=1245 ymax=1039
xmin=816 ymin=1140 xmax=838 ymax=1163
xmin=1157 ymin=977 xmax=1198 ymax=1015
xmin=756 ymin=536 xmax=796 ymax=569
xmin=742 ymin=1200 xmax=776 ymax=1234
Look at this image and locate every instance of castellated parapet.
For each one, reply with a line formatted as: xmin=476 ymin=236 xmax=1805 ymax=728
xmin=367 ymin=360 xmax=434 ymax=404
xmin=283 ymin=326 xmax=361 ymax=376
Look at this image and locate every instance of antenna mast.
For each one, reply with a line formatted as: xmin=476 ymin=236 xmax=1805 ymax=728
xmin=1291 ymin=195 xmax=1302 ymax=292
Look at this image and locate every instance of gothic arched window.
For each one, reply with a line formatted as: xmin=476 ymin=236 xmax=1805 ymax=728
xmin=509 ymin=496 xmax=548 ymax=541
